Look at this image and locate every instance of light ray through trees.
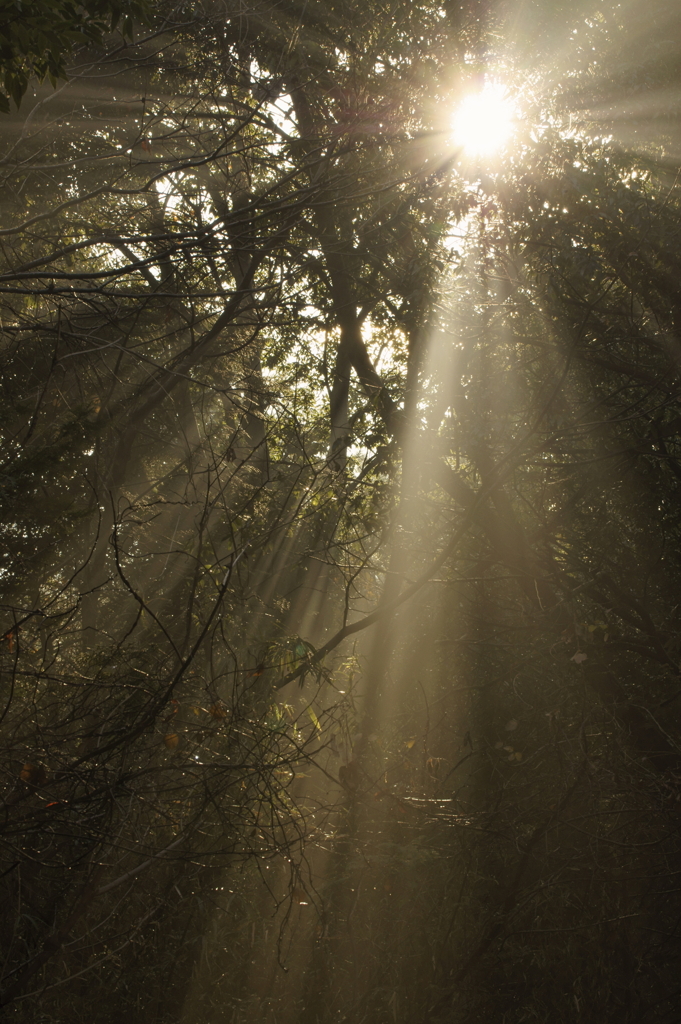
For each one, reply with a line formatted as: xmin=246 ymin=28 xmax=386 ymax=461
xmin=2 ymin=2 xmax=681 ymax=1022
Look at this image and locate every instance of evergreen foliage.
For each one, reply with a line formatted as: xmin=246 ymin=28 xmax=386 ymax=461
xmin=1 ymin=2 xmax=681 ymax=1022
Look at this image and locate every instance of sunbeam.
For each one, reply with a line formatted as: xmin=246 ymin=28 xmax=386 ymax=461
xmin=451 ymin=82 xmax=517 ymax=157
xmin=3 ymin=1 xmax=681 ymax=1022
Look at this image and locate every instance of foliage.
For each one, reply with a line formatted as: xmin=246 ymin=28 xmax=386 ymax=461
xmin=0 ymin=0 xmax=148 ymax=111
xmin=1 ymin=1 xmax=681 ymax=1022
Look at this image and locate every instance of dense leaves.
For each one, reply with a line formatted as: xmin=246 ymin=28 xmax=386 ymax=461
xmin=0 ymin=0 xmax=148 ymax=110
xmin=2 ymin=1 xmax=681 ymax=1022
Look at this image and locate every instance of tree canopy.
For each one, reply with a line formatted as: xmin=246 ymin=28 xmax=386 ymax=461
xmin=0 ymin=0 xmax=148 ymax=110
xmin=2 ymin=2 xmax=681 ymax=1022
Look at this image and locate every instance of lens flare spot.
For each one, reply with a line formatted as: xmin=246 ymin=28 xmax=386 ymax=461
xmin=452 ymin=84 xmax=516 ymax=156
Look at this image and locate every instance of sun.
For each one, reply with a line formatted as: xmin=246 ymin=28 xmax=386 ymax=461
xmin=452 ymin=83 xmax=516 ymax=157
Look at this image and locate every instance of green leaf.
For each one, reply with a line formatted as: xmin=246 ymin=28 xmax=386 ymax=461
xmin=306 ymin=705 xmax=321 ymax=732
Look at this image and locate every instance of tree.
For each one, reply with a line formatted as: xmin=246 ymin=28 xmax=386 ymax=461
xmin=0 ymin=0 xmax=148 ymax=111
xmin=2 ymin=1 xmax=681 ymax=1022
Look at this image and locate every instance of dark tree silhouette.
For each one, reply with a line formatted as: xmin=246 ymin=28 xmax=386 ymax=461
xmin=2 ymin=2 xmax=681 ymax=1022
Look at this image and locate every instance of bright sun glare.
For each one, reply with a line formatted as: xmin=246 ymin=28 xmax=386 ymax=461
xmin=452 ymin=83 xmax=516 ymax=157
